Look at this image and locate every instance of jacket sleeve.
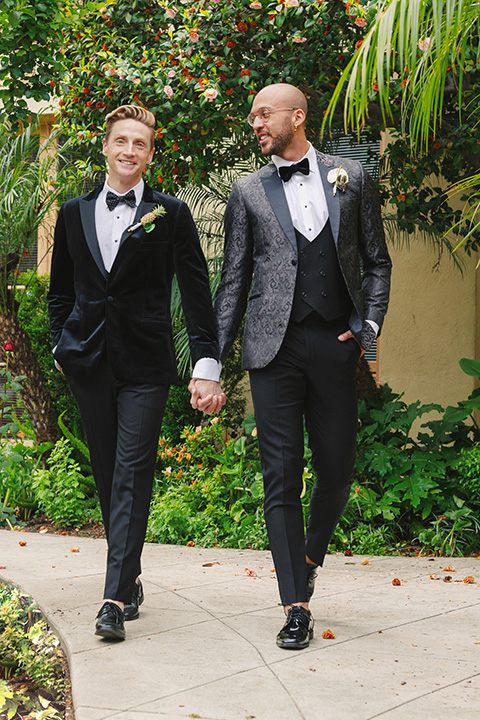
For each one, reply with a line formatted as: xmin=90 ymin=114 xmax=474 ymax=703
xmin=47 ymin=203 xmax=75 ymax=349
xmin=214 ymin=182 xmax=254 ymax=364
xmin=172 ymin=201 xmax=219 ymax=366
xmin=358 ymin=166 xmax=392 ymax=345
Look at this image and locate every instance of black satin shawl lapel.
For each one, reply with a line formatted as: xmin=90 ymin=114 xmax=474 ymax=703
xmin=79 ymin=195 xmax=108 ymax=280
xmin=261 ymin=170 xmax=297 ymax=253
xmin=317 ymin=159 xmax=340 ymax=245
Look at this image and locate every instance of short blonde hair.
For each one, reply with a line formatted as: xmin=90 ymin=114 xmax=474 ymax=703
xmin=105 ymin=105 xmax=156 ymax=148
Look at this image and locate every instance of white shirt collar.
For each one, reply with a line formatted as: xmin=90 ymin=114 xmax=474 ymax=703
xmin=272 ymin=143 xmax=317 ymax=175
xmin=100 ymin=177 xmax=144 ymax=206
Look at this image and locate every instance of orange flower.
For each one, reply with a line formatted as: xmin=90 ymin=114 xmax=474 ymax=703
xmin=19 ymin=541 xmax=27 ymax=546
xmin=322 ymin=629 xmax=335 ymax=639
xmin=392 ymin=578 xmax=402 ymax=586
xmin=186 ymin=540 xmax=195 ymax=546
xmin=172 ymin=142 xmax=179 ymax=151
xmin=463 ymin=576 xmax=475 ymax=584
xmin=240 ymin=69 xmax=251 ymax=76
xmin=355 ymin=40 xmax=363 ymax=49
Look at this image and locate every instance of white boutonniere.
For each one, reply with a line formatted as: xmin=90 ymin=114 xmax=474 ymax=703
xmin=128 ymin=204 xmax=166 ymax=233
xmin=327 ymin=166 xmax=349 ymax=196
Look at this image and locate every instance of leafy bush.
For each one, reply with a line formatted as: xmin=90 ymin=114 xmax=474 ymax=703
xmin=0 ymin=584 xmax=65 ymax=718
xmin=17 ymin=272 xmax=85 ymax=440
xmin=147 ymin=417 xmax=267 ymax=549
xmin=454 ymin=443 xmax=480 ymax=508
xmin=32 ymin=438 xmax=101 ymax=527
xmin=328 ymin=384 xmax=480 ymax=555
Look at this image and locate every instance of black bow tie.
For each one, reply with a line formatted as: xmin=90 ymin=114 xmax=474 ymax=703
xmin=278 ymin=158 xmax=310 ymax=182
xmin=106 ymin=189 xmax=136 ymax=211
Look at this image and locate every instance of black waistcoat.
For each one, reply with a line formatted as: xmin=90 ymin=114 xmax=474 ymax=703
xmin=290 ymin=220 xmax=353 ymax=323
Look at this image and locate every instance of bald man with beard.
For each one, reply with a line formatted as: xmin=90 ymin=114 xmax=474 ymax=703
xmin=199 ymin=84 xmax=391 ymax=649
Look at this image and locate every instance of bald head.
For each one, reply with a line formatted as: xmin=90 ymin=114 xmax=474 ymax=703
xmin=254 ymin=84 xmax=308 ymax=116
xmin=250 ymin=83 xmax=310 ymax=161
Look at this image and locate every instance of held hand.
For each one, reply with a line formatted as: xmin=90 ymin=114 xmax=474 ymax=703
xmin=188 ymin=379 xmax=226 ymax=415
xmin=338 ymin=329 xmax=365 ymax=357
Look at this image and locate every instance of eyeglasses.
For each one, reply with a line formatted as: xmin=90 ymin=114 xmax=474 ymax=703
xmin=246 ymin=107 xmax=297 ymax=127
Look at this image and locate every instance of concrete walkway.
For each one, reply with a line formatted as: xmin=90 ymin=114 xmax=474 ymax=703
xmin=1 ymin=529 xmax=480 ymax=720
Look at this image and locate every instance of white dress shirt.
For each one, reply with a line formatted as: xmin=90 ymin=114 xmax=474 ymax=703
xmin=93 ymin=178 xmax=221 ymax=382
xmin=272 ymin=144 xmax=379 ymax=337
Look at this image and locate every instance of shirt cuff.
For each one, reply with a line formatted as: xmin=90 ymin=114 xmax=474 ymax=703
xmin=366 ymin=320 xmax=379 ymax=337
xmin=192 ymin=358 xmax=222 ymax=383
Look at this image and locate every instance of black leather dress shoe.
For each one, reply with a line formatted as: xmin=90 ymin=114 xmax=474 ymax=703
xmin=276 ymin=606 xmax=314 ymax=650
xmin=306 ymin=564 xmax=318 ymax=601
xmin=124 ymin=579 xmax=144 ymax=621
xmin=95 ymin=602 xmax=125 ymax=640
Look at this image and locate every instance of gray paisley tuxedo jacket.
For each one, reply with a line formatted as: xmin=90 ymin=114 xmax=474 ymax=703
xmin=215 ymin=149 xmax=392 ymax=370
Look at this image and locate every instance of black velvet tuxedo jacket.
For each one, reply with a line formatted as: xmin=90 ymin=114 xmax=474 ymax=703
xmin=215 ymin=149 xmax=392 ymax=370
xmin=48 ymin=183 xmax=219 ymax=384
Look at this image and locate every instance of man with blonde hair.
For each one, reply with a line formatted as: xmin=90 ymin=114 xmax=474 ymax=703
xmin=49 ymin=105 xmax=225 ymax=640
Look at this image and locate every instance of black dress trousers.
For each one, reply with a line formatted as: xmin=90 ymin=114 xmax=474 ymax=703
xmin=66 ymin=357 xmax=169 ymax=604
xmin=249 ymin=313 xmax=360 ymax=606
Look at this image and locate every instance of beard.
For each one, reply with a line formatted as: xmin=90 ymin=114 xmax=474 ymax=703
xmin=260 ymin=120 xmax=295 ymax=156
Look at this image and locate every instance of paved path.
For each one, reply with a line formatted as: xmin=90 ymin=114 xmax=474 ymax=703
xmin=1 ymin=529 xmax=480 ymax=720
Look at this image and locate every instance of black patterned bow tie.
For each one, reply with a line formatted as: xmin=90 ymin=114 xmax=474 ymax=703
xmin=278 ymin=158 xmax=310 ymax=182
xmin=105 ymin=189 xmax=136 ymax=211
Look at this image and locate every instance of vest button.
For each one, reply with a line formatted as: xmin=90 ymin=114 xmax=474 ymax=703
xmin=107 ymin=296 xmax=114 ymax=302
xmin=302 ymin=291 xmax=307 ymax=298
xmin=319 ymin=250 xmax=325 ymax=257
xmin=321 ymin=291 xmax=327 ymax=298
xmin=320 ymin=271 xmax=326 ymax=277
xmin=291 ymin=258 xmax=297 ymax=266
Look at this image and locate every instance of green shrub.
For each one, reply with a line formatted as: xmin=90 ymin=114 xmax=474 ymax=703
xmin=0 ymin=584 xmax=65 ymax=717
xmin=16 ymin=272 xmax=84 ymax=440
xmin=454 ymin=443 xmax=480 ymax=508
xmin=32 ymin=437 xmax=101 ymax=527
xmin=147 ymin=417 xmax=267 ymax=549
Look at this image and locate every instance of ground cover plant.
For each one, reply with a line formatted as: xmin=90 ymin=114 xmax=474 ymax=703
xmin=0 ymin=584 xmax=69 ymax=720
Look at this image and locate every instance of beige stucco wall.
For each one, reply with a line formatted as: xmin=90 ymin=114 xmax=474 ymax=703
xmin=379 ymin=240 xmax=479 ymax=407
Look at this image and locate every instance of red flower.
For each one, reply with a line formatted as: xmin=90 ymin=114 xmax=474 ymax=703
xmin=397 ymin=194 xmax=406 ymax=202
xmin=83 ymin=87 xmax=91 ymax=94
xmin=96 ymin=101 xmax=105 ymax=108
xmin=433 ymin=142 xmax=441 ymax=149
xmin=106 ymin=88 xmax=113 ymax=98
xmin=373 ymin=83 xmax=379 ymax=91
xmin=226 ymin=39 xmax=236 ymax=48
xmin=219 ymin=73 xmax=226 ymax=82
xmin=172 ymin=143 xmax=179 ymax=151
xmin=49 ymin=80 xmax=55 ymax=87
xmin=157 ymin=175 xmax=164 ymax=183
xmin=3 ymin=341 xmax=13 ymax=352
xmin=86 ymin=100 xmax=92 ymax=107
xmin=181 ymin=68 xmax=189 ymax=76
xmin=355 ymin=40 xmax=363 ymax=50
xmin=237 ymin=21 xmax=248 ymax=32
xmin=102 ymin=44 xmax=108 ymax=50
xmin=226 ymin=88 xmax=234 ymax=95
xmin=240 ymin=69 xmax=251 ymax=76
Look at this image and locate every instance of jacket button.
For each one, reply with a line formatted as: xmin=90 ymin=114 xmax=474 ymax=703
xmin=301 ymin=271 xmax=306 ymax=277
xmin=321 ymin=291 xmax=327 ymax=298
xmin=300 ymin=250 xmax=306 ymax=257
xmin=319 ymin=250 xmax=325 ymax=257
xmin=302 ymin=291 xmax=307 ymax=298
xmin=320 ymin=271 xmax=326 ymax=277
xmin=107 ymin=296 xmax=114 ymax=302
